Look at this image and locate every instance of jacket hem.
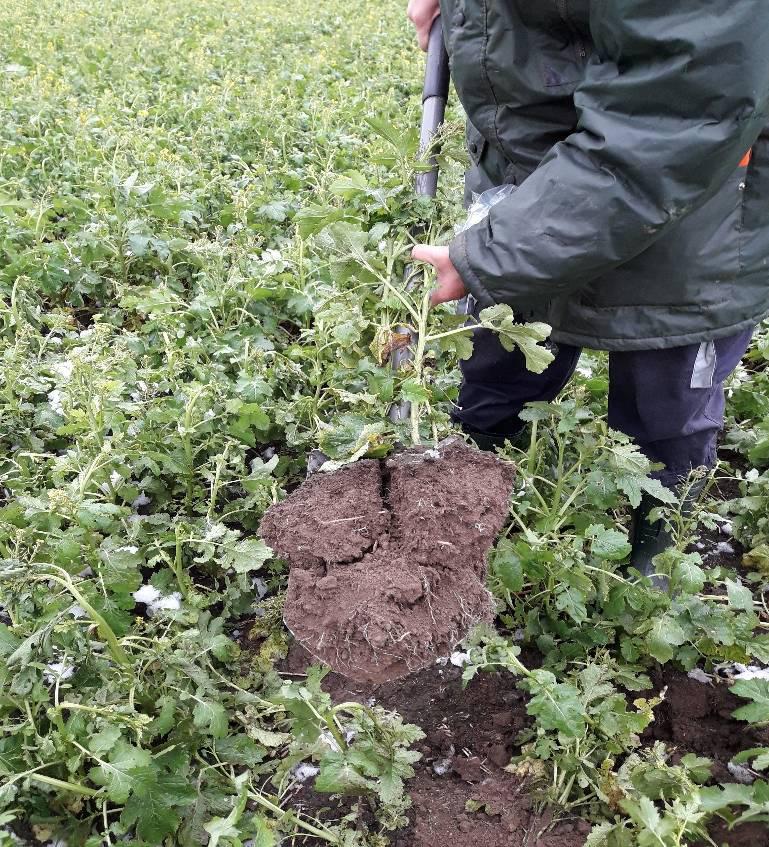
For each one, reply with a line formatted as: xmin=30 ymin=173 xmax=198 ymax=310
xmin=550 ymin=309 xmax=769 ymax=351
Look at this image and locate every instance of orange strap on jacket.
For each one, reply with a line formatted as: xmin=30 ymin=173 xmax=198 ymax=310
xmin=740 ymin=149 xmax=753 ymax=167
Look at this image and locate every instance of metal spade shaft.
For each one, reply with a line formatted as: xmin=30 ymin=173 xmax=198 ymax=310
xmin=388 ymin=17 xmax=450 ymax=424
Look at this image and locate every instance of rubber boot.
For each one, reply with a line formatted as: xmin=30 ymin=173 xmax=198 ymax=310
xmin=628 ymin=477 xmax=708 ymax=584
xmin=461 ymin=425 xmax=528 ymax=453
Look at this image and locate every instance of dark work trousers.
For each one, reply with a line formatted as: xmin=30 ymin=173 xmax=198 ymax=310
xmin=454 ymin=326 xmax=755 ymax=488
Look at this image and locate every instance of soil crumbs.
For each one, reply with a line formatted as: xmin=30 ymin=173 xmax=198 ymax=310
xmin=261 ymin=439 xmax=516 ymax=683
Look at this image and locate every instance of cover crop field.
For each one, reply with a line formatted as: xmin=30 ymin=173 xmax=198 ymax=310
xmin=2 ymin=1 xmax=769 ymax=846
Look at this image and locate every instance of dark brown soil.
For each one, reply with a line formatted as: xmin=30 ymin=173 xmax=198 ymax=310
xmin=261 ymin=439 xmax=516 ymax=683
xmin=647 ymin=668 xmax=769 ymax=781
xmin=636 ymin=669 xmax=769 ymax=847
xmin=704 ymin=820 xmax=769 ymax=847
xmin=277 ymin=645 xmax=769 ymax=847
xmin=283 ymin=643 xmax=589 ymax=847
xmin=267 ymin=441 xmax=769 ymax=845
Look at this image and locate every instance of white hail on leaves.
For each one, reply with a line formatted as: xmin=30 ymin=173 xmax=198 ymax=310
xmin=133 ymin=584 xmax=161 ymax=605
xmin=734 ymin=666 xmax=769 ymax=681
xmin=52 ymin=360 xmax=74 ymax=381
xmin=319 ymin=730 xmax=342 ymax=753
xmin=152 ymin=593 xmax=182 ymax=611
xmin=132 ymin=491 xmax=151 ymax=509
xmin=44 ymin=662 xmax=75 ymax=683
xmin=133 ymin=584 xmax=183 ymax=615
xmin=292 ymin=763 xmax=320 ymax=783
xmin=48 ymin=389 xmax=65 ymax=415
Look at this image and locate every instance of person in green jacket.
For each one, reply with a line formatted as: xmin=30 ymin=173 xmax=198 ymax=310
xmin=407 ymin=0 xmax=769 ymax=574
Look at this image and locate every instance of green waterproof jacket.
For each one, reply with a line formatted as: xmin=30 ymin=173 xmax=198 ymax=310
xmin=440 ymin=0 xmax=769 ymax=350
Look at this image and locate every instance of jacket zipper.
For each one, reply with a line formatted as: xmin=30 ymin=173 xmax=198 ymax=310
xmin=556 ymin=0 xmax=587 ymax=59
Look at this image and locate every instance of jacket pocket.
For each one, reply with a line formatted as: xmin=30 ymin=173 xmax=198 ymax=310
xmin=579 ymin=167 xmax=746 ymax=311
xmin=739 ymin=132 xmax=769 ymax=273
xmin=466 ymin=120 xmax=487 ymax=164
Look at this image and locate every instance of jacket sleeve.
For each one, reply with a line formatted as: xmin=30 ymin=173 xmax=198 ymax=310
xmin=449 ymin=0 xmax=769 ymax=311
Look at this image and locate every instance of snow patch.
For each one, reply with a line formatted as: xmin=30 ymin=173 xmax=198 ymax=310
xmin=292 ymin=763 xmax=320 ymax=783
xmin=687 ymin=668 xmax=712 ymax=685
xmin=44 ymin=662 xmax=75 ymax=683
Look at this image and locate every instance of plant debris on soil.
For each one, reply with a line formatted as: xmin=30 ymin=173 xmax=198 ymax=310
xmin=261 ymin=439 xmax=516 ymax=682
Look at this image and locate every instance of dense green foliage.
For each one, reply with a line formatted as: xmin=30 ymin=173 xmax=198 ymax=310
xmin=2 ymin=1 xmax=769 ymax=846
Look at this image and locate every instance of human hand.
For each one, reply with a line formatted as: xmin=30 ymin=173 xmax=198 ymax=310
xmin=407 ymin=0 xmax=440 ymax=51
xmin=411 ymin=245 xmax=468 ymax=306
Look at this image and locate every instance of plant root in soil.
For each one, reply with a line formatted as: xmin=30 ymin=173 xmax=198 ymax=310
xmin=260 ymin=439 xmax=516 ymax=683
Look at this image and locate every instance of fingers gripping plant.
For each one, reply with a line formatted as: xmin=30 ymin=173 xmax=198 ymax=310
xmin=316 ymin=220 xmax=555 ymax=448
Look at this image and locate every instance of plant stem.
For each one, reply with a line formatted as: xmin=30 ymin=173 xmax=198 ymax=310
xmin=30 ymin=773 xmax=101 ymax=797
xmin=247 ymin=789 xmax=339 ymax=843
xmin=408 ymin=283 xmax=432 ymax=446
xmin=33 ymin=570 xmax=130 ymax=667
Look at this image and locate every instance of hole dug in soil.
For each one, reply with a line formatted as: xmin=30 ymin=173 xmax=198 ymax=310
xmin=281 ymin=644 xmax=589 ymax=847
xmin=277 ymin=650 xmax=769 ymax=847
xmin=260 ymin=439 xmax=516 ymax=683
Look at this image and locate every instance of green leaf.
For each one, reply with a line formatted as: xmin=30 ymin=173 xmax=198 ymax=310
xmin=148 ymin=695 xmax=177 ymax=738
xmin=699 ymin=782 xmax=756 ymax=812
xmin=732 ymin=679 xmax=769 ymax=724
xmin=248 ymin=815 xmax=278 ymax=847
xmin=248 ymin=726 xmax=291 ymax=748
xmin=671 ymin=554 xmax=706 ymax=594
xmin=525 ymin=670 xmax=585 ymax=737
xmin=477 ymin=305 xmax=554 ymax=374
xmin=365 ymin=117 xmax=415 ymax=156
xmin=621 ymin=795 xmax=662 ymax=834
xmin=0 ymin=624 xmax=21 ymax=658
xmin=587 ymin=524 xmax=631 ymax=561
xmin=645 ymin=615 xmax=687 ymax=664
xmin=754 ymin=751 xmax=769 ymax=771
xmin=97 ymin=538 xmax=144 ymax=600
xmin=88 ymin=741 xmax=152 ymax=803
xmin=193 ymin=698 xmax=229 ymax=738
xmin=228 ymin=401 xmax=271 ymax=446
xmin=639 ymin=475 xmax=678 ymax=505
xmin=399 ymin=378 xmax=430 ymax=404
xmin=230 ymin=538 xmax=273 ymax=574
xmin=204 ymin=772 xmax=249 ymax=847
xmin=726 ymin=578 xmax=755 ymax=612
xmin=490 ymin=539 xmax=524 ymax=593
xmin=120 ymin=764 xmax=196 ymax=842
xmin=437 ymin=328 xmax=475 ymax=361
xmin=733 ymin=747 xmax=769 ymax=770
xmin=89 ymin=725 xmax=123 ymax=757
xmin=555 ymin=584 xmax=589 ymax=625
xmin=314 ymin=752 xmax=371 ymax=795
xmin=317 ymin=413 xmax=392 ymax=463
xmin=294 ymin=204 xmax=347 ymax=237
